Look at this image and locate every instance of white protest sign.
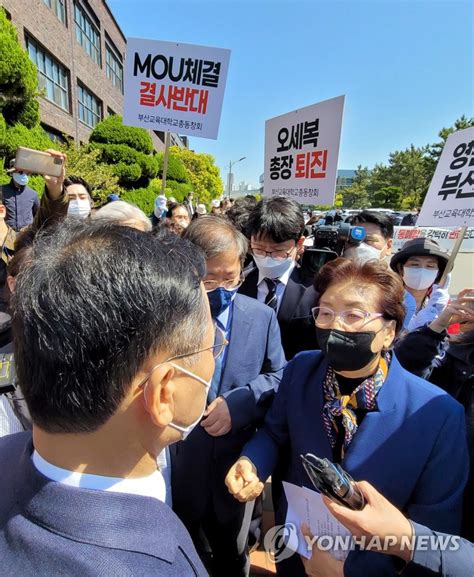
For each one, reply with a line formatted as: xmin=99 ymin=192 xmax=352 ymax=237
xmin=264 ymin=96 xmax=345 ymax=205
xmin=418 ymin=127 xmax=474 ymax=227
xmin=124 ymin=38 xmax=231 ymax=140
xmin=393 ymin=226 xmax=474 ymax=253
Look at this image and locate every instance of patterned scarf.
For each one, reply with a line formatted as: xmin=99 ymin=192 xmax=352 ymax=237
xmin=322 ymin=352 xmax=391 ymax=457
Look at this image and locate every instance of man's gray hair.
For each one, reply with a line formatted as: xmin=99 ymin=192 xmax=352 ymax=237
xmin=93 ymin=201 xmax=152 ymax=232
xmin=183 ymin=215 xmax=248 ymax=262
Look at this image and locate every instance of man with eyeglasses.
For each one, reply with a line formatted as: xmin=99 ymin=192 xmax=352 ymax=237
xmin=0 ymin=221 xmax=211 ymax=575
xmin=239 ymin=197 xmax=317 ymax=359
xmin=172 ymin=215 xmax=286 ymax=577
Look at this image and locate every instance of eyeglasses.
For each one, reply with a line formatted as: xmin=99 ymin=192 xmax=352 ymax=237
xmin=311 ymin=306 xmax=383 ymax=330
xmin=137 ymin=326 xmax=228 ymax=389
xmin=203 ymin=274 xmax=245 ymax=293
xmin=251 ymin=244 xmax=296 ymax=261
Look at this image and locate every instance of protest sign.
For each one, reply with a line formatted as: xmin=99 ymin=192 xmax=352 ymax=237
xmin=124 ymin=38 xmax=231 ymax=140
xmin=393 ymin=226 xmax=474 ymax=253
xmin=418 ymin=127 xmax=474 ymax=227
xmin=264 ymin=96 xmax=344 ymax=205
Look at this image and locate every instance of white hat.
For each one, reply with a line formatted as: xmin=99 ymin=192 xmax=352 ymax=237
xmin=196 ymin=204 xmax=207 ymax=215
xmin=211 ymin=199 xmax=220 ymax=208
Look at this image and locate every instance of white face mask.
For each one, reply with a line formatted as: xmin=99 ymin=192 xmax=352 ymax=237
xmin=403 ymin=267 xmax=438 ymax=291
xmin=253 ymin=254 xmax=295 ymax=280
xmin=166 ymin=362 xmax=211 ymax=440
xmin=344 ymin=242 xmax=384 ymax=262
xmin=68 ymin=198 xmax=91 ymax=219
xmin=12 ymin=173 xmax=29 ymax=187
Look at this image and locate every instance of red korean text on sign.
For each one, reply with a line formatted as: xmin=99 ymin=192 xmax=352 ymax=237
xmin=139 ymin=82 xmax=209 ymax=114
xmin=294 ymin=150 xmax=328 ymax=179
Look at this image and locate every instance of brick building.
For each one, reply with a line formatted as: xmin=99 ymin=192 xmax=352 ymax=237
xmin=1 ymin=0 xmax=185 ymax=150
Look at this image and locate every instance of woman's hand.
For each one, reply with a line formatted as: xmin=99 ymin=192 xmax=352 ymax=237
xmin=225 ymin=457 xmax=264 ymax=502
xmin=322 ymin=481 xmax=414 ymax=562
xmin=429 ymin=288 xmax=474 ymax=333
xmin=300 ymin=524 xmax=344 ymax=577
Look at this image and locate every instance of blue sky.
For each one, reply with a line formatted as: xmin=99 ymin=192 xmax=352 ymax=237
xmin=108 ymin=0 xmax=473 ymax=188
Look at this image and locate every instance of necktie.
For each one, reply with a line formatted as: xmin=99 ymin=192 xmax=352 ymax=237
xmin=264 ymin=278 xmax=279 ymax=311
xmin=208 ymin=319 xmax=225 ymax=402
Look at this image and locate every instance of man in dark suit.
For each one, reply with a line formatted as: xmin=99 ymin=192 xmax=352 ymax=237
xmin=0 ymin=220 xmax=213 ymax=576
xmin=184 ymin=191 xmax=196 ymax=217
xmin=239 ymin=197 xmax=317 ymax=359
xmin=172 ymin=216 xmax=286 ymax=577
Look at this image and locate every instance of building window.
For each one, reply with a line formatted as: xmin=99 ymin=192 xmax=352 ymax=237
xmin=43 ymin=0 xmax=66 ymax=24
xmin=77 ymin=83 xmax=102 ymax=128
xmin=105 ymin=42 xmax=123 ymax=92
xmin=107 ymin=107 xmax=117 ymax=116
xmin=26 ymin=35 xmax=70 ymax=111
xmin=74 ymin=2 xmax=101 ymax=65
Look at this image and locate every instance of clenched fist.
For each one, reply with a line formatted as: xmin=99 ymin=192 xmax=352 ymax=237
xmin=225 ymin=457 xmax=264 ymax=502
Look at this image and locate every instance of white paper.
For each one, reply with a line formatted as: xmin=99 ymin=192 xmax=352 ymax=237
xmin=283 ymin=481 xmax=351 ymax=561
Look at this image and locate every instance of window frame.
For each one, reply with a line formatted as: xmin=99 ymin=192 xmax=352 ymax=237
xmin=77 ymin=82 xmax=103 ymax=128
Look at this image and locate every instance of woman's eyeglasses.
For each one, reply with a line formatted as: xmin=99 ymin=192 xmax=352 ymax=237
xmin=312 ymin=306 xmax=383 ymax=331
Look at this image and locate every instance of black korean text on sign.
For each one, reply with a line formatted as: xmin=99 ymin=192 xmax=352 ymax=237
xmin=277 ymin=119 xmax=320 ymax=152
xmin=270 ymin=155 xmax=294 ymax=180
xmin=134 ymin=53 xmax=222 ymax=88
xmin=438 ymin=140 xmax=474 ymax=201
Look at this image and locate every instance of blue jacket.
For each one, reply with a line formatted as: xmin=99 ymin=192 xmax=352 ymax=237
xmin=0 ymin=432 xmax=208 ymax=576
xmin=171 ymin=294 xmax=286 ymax=522
xmin=410 ymin=522 xmax=474 ymax=577
xmin=2 ymin=180 xmax=40 ymax=231
xmin=242 ymin=351 xmax=469 ymax=577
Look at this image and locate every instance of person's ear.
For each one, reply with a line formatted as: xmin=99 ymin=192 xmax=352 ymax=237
xmin=382 ymin=320 xmax=396 ymax=349
xmin=385 ymin=238 xmax=393 ymax=256
xmin=6 ymin=275 xmax=16 ymax=295
xmin=142 ymin=364 xmax=176 ymax=428
xmin=0 ymin=204 xmax=6 ymax=219
xmin=296 ymin=236 xmax=305 ymax=258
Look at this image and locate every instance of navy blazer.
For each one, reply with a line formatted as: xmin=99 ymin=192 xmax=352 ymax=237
xmin=242 ymin=351 xmax=469 ymax=577
xmin=171 ymin=294 xmax=286 ymax=521
xmin=0 ymin=433 xmax=208 ymax=577
xmin=239 ymin=265 xmax=317 ymax=359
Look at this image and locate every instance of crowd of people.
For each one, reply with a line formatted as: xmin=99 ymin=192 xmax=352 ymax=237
xmin=0 ymin=149 xmax=472 ymax=577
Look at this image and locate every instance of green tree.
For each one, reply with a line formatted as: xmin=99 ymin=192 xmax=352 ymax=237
xmin=385 ymin=145 xmax=430 ymax=207
xmin=169 ymin=146 xmax=223 ymax=204
xmin=0 ymin=8 xmax=40 ymax=128
xmin=90 ymin=116 xmax=157 ymax=188
xmin=341 ymin=165 xmax=372 ymax=208
xmin=59 ymin=140 xmax=121 ymax=204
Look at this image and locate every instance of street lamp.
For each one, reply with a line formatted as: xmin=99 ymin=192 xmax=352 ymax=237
xmin=227 ymin=157 xmax=246 ymax=198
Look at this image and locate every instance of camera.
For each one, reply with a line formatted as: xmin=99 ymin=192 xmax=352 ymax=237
xmin=301 ymin=453 xmax=365 ymax=511
xmin=299 ymin=223 xmax=366 ymax=285
xmin=312 ymin=223 xmax=366 ymax=255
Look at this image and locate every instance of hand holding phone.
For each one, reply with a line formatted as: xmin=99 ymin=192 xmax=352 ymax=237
xmin=15 ymin=147 xmax=65 ymax=177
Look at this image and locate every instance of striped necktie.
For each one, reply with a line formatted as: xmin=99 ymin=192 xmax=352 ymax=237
xmin=264 ymin=278 xmax=279 ymax=311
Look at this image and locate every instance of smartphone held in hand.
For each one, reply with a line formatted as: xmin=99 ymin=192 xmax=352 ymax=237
xmin=14 ymin=147 xmax=64 ymax=177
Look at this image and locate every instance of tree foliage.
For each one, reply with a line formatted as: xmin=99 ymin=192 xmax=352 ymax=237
xmin=169 ymin=146 xmax=223 ymax=204
xmin=341 ymin=117 xmax=473 ymax=209
xmin=0 ymin=8 xmax=40 ymax=128
xmin=90 ymin=115 xmax=153 ymax=154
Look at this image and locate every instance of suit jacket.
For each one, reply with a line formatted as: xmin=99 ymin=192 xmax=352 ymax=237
xmin=242 ymin=351 xmax=469 ymax=577
xmin=0 ymin=432 xmax=208 ymax=577
xmin=239 ymin=265 xmax=317 ymax=359
xmin=171 ymin=294 xmax=286 ymax=523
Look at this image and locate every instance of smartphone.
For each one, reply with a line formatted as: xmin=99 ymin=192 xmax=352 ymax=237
xmin=14 ymin=147 xmax=64 ymax=177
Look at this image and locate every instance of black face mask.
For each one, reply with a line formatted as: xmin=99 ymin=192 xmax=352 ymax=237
xmin=316 ymin=327 xmax=383 ymax=372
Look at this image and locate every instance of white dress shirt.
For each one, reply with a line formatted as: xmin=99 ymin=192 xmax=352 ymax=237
xmin=257 ymin=261 xmax=296 ymax=313
xmin=32 ymin=449 xmax=167 ymax=503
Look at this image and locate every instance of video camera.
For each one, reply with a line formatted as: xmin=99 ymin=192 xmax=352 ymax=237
xmin=299 ymin=223 xmax=366 ymax=285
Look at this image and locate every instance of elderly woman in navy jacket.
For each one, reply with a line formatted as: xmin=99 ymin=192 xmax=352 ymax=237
xmin=226 ymin=258 xmax=468 ymax=577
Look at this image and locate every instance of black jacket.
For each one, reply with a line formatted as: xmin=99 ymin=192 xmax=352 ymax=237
xmin=395 ymin=325 xmax=474 ymax=540
xmin=239 ymin=264 xmax=317 ymax=359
